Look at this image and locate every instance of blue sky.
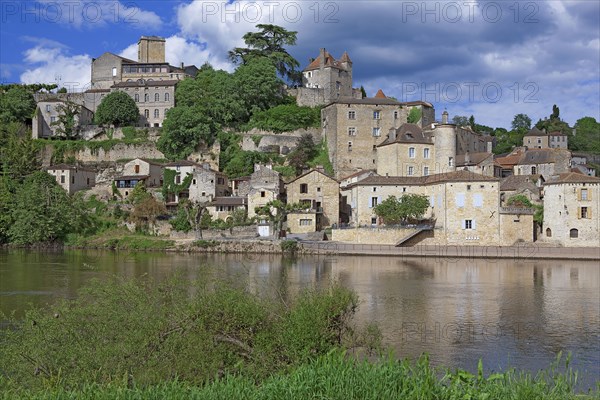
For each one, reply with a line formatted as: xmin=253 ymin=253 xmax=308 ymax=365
xmin=1 ymin=0 xmax=599 ymax=129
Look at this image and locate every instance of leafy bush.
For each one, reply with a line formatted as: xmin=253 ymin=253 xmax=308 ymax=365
xmin=0 ymin=276 xmax=365 ymax=391
xmin=94 ymin=91 xmax=139 ymax=127
xmin=243 ymin=104 xmax=321 ymax=133
xmin=280 ymin=239 xmax=298 ymax=254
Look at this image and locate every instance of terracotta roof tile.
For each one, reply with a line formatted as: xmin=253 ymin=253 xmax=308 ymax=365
xmin=374 ymin=89 xmax=387 ymax=98
xmin=544 ymin=172 xmax=600 ymax=185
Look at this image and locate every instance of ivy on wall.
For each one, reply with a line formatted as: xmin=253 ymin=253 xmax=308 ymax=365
xmin=162 ymin=169 xmax=193 ymax=200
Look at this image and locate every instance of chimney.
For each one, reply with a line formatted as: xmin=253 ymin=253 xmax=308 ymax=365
xmin=442 ymin=110 xmax=449 ymax=124
xmin=388 ymin=128 xmax=397 ymax=142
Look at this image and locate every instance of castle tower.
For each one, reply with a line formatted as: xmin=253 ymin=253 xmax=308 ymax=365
xmin=433 ymin=116 xmax=457 ymax=174
xmin=138 ymin=36 xmax=166 ymax=63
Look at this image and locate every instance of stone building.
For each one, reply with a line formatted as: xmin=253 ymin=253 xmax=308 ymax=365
xmin=523 ymin=127 xmax=568 ymax=149
xmin=374 ymin=118 xmax=490 ymax=179
xmin=46 ymin=164 xmax=96 ymax=194
xmin=337 ymin=170 xmax=532 ymax=246
xmin=247 ymin=164 xmax=284 ymax=219
xmin=285 ymin=167 xmax=340 ymax=233
xmin=115 ymin=158 xmax=163 ymax=195
xmin=321 ymin=92 xmax=409 ymax=178
xmin=541 ymin=173 xmax=600 ymax=247
xmin=206 ymin=197 xmax=247 ymax=221
xmin=187 ymin=165 xmax=229 ymax=204
xmin=456 ymin=152 xmax=499 ymax=177
xmin=499 ymin=174 xmax=544 ymax=205
xmin=513 ymin=148 xmax=571 ymax=179
xmin=32 ymin=98 xmax=94 ymax=139
xmin=110 ymin=80 xmax=176 ymax=127
xmin=294 ymin=48 xmax=358 ymax=107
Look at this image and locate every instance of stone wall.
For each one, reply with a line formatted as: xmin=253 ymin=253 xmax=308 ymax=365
xmin=499 ymin=210 xmax=535 ymax=245
xmin=170 ymin=225 xmax=258 ymax=240
xmin=241 ymin=127 xmax=322 ymax=154
xmin=332 ymin=227 xmax=424 ymax=245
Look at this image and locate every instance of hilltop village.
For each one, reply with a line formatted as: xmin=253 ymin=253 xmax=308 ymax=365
xmin=17 ymin=36 xmax=600 ymax=248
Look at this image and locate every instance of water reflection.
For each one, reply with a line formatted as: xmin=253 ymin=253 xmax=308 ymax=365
xmin=1 ymin=249 xmax=598 ymax=389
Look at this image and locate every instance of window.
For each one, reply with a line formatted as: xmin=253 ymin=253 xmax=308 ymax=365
xmin=307 ymin=71 xmax=312 ymax=78
xmin=316 ymin=187 xmax=321 ymax=192
xmin=144 ymin=94 xmax=149 ymax=102
xmin=464 ymin=219 xmax=473 ymax=229
xmin=112 ymin=67 xmax=117 ymax=77
xmin=372 ymin=127 xmax=381 ymax=137
xmin=373 ymin=111 xmax=380 ymax=120
xmin=348 ymin=127 xmax=356 ymax=136
xmin=165 ymin=93 xmax=170 ymax=102
xmin=60 ymin=175 xmax=65 ymax=183
xmin=348 ymin=142 xmax=352 ymax=152
xmin=467 ymin=185 xmax=471 ymax=191
xmin=46 ymin=105 xmax=51 ymax=112
xmin=394 ymin=111 xmax=399 ymax=119
xmin=175 ymin=175 xmax=181 ymax=184
xmin=407 ymin=166 xmax=414 ymax=176
xmin=371 ymin=197 xmax=379 ymax=207
xmin=408 ymin=147 xmax=415 ymax=158
xmin=155 ymin=93 xmax=159 ymax=102
xmin=153 ymin=109 xmax=158 ymax=118
xmin=473 ymin=193 xmax=483 ymax=207
xmin=373 ymin=187 xmax=377 ymax=192
xmin=71 ymin=176 xmax=75 ymax=184
xmin=300 ymin=219 xmax=312 ymax=226
xmin=423 ymin=166 xmax=429 ymax=176
xmin=371 ymin=217 xmax=377 ymax=225
xmin=300 ymin=183 xmax=308 ymax=193
xmin=260 ymin=191 xmax=266 ymax=198
xmin=135 ymin=94 xmax=139 ymax=102
xmin=570 ymin=228 xmax=578 ymax=238
xmin=580 ymin=207 xmax=589 ymax=219
xmin=546 ymin=228 xmax=552 ymax=237
xmin=144 ymin=109 xmax=149 ymax=118
xmin=581 ymin=189 xmax=588 ymax=201
xmin=50 ymin=116 xmax=56 ymax=123
xmin=192 ymin=179 xmax=196 ymax=185
xmin=449 ymin=157 xmax=454 ymax=167
xmin=531 ymin=166 xmax=537 ymax=174
xmin=87 ymin=178 xmax=90 ymax=185
xmin=134 ymin=165 xmax=140 ymax=173
xmin=348 ymin=111 xmax=356 ymax=120
xmin=423 ymin=148 xmax=430 ymax=159
xmin=455 ymin=193 xmax=465 ymax=207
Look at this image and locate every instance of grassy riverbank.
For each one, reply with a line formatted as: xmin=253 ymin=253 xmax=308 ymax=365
xmin=2 ymin=352 xmax=595 ymax=399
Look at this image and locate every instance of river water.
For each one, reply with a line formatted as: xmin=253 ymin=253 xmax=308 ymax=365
xmin=1 ymin=249 xmax=599 ymax=390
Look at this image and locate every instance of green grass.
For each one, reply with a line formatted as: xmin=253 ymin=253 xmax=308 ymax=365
xmin=1 ymin=352 xmax=595 ymax=399
xmin=65 ymin=227 xmax=175 ymax=250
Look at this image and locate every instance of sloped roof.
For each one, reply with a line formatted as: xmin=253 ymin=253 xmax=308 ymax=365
xmin=340 ymin=51 xmax=352 ymax=63
xmin=524 ymin=127 xmax=546 ymax=137
xmin=340 ymin=169 xmax=377 ymax=180
xmin=517 ymin=149 xmax=558 ymax=165
xmin=374 ymin=89 xmax=387 ymax=98
xmin=544 ymin=173 xmax=600 ymax=185
xmin=209 ymin=197 xmax=247 ymax=206
xmin=285 ymin=168 xmax=338 ymax=185
xmin=456 ymin=152 xmax=494 ymax=167
xmin=304 ymin=50 xmax=350 ymax=72
xmin=111 ymin=80 xmax=178 ymax=88
xmin=163 ymin=160 xmax=202 ymax=167
xmin=500 ymin=174 xmax=543 ymax=191
xmin=327 ymin=96 xmax=401 ymax=106
xmin=47 ymin=164 xmax=95 ymax=173
xmin=378 ymin=123 xmax=433 ymax=147
xmin=346 ymin=170 xmax=498 ymax=188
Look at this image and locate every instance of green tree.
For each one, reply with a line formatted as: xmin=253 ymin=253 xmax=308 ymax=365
xmin=511 ymin=114 xmax=532 ymax=130
xmin=51 ymin=101 xmax=81 ymax=139
xmin=130 ymin=195 xmax=166 ymax=233
xmin=373 ymin=194 xmax=429 ymax=225
xmin=452 ymin=115 xmax=469 ymax=127
xmin=8 ymin=172 xmax=75 ymax=244
xmin=229 ymin=24 xmax=300 ymax=83
xmin=407 ymin=108 xmax=422 ymax=124
xmin=157 ymin=107 xmax=219 ymax=160
xmin=287 ymin=133 xmax=317 ymax=174
xmin=469 ymin=115 xmax=476 ymax=130
xmin=551 ymin=104 xmax=560 ymax=120
xmin=254 ymin=200 xmax=309 ymax=238
xmin=234 ymin=58 xmax=285 ymax=117
xmin=0 ymin=122 xmax=41 ymax=181
xmin=0 ymin=86 xmax=36 ymax=124
xmin=360 ymin=86 xmax=367 ymax=98
xmin=179 ymin=199 xmax=210 ymax=239
xmin=94 ymin=91 xmax=139 ymax=127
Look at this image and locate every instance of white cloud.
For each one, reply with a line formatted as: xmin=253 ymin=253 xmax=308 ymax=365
xmin=20 ymin=45 xmax=91 ymax=90
xmin=35 ymin=0 xmax=162 ymax=29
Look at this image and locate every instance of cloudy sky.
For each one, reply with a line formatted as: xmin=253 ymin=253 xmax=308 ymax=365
xmin=1 ymin=0 xmax=598 ymax=128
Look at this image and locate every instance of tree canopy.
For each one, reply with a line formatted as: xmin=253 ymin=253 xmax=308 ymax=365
xmin=229 ymin=24 xmax=300 ymax=84
xmin=0 ymin=86 xmax=36 ymax=124
xmin=511 ymin=114 xmax=532 ymax=131
xmin=94 ymin=91 xmax=139 ymax=127
xmin=373 ymin=194 xmax=429 ymax=225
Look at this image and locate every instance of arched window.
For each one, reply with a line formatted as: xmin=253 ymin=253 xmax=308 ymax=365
xmin=144 ymin=94 xmax=149 ymax=102
xmin=144 ymin=109 xmax=149 ymax=119
xmin=154 ymin=109 xmax=159 ymax=118
xmin=569 ymin=229 xmax=578 ymax=238
xmin=165 ymin=93 xmax=170 ymax=102
xmin=134 ymin=94 xmax=139 ymax=102
xmin=155 ymin=93 xmax=159 ymax=102
xmin=546 ymin=228 xmax=552 ymax=237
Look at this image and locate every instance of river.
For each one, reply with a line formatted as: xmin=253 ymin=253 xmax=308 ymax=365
xmin=1 ymin=249 xmax=599 ymax=390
